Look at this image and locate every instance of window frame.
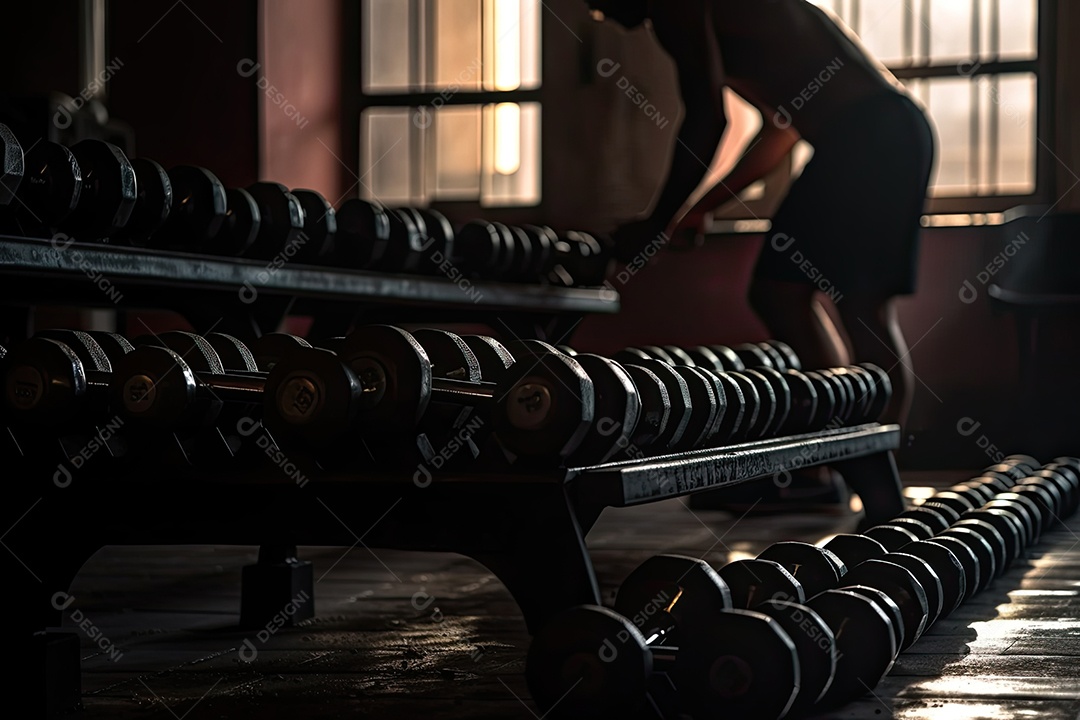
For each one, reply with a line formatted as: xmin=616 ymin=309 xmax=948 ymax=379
xmin=343 ymin=0 xmax=543 ymax=209
xmin=711 ymin=0 xmax=1057 ymax=221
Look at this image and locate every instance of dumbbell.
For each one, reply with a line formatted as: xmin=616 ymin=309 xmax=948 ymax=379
xmin=262 ymin=326 xmax=595 ymax=465
xmin=210 ymin=187 xmax=261 ymax=256
xmin=60 ymin=139 xmax=137 ymax=241
xmin=147 ymin=165 xmax=228 ymax=249
xmin=528 ymin=556 xmax=804 ymax=720
xmin=249 ymin=333 xmax=313 ymax=373
xmin=3 ymin=330 xmax=132 ymax=427
xmin=453 ymin=219 xmax=514 ymax=279
xmin=288 ymin=189 xmax=336 ymax=263
xmin=333 ymin=198 xmax=390 ymax=270
xmin=245 ymin=181 xmax=305 ymax=260
xmin=112 ymin=158 xmax=173 ymax=244
xmin=548 ymin=230 xmax=610 ymax=287
xmin=656 ymin=555 xmax=836 ymax=719
xmin=6 ymin=139 xmax=81 ymax=236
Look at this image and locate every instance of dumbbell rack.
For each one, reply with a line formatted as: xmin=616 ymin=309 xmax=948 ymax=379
xmin=0 ymin=235 xmax=617 ymax=339
xmin=0 ymin=233 xmax=908 ymax=714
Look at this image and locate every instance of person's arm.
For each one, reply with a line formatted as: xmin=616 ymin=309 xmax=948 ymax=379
xmin=676 ymin=117 xmax=801 ymax=229
xmin=644 ymin=1 xmax=728 ymax=231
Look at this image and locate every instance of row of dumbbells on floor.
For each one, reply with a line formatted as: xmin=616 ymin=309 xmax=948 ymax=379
xmin=2 ymin=327 xmax=888 ymax=471
xmin=528 ymin=454 xmax=1080 ymax=719
xmin=0 ymin=124 xmax=609 ymax=285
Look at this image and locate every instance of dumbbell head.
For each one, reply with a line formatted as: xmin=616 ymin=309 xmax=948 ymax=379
xmin=938 ymin=526 xmax=997 ymax=592
xmin=681 ymin=346 xmax=726 ymax=373
xmin=706 ymin=345 xmax=745 ymax=372
xmin=707 ymin=371 xmax=745 ymax=443
xmin=456 ymin=220 xmax=509 ymax=277
xmin=113 ymin=158 xmax=172 ymax=243
xmin=63 ymin=139 xmax=137 ymax=239
xmin=526 ymin=605 xmax=653 ymax=718
xmin=35 ymin=329 xmax=113 ymax=372
xmin=882 ymin=552 xmax=944 ymax=628
xmin=245 ymin=181 xmax=305 ymax=259
xmin=808 ymin=589 xmax=897 ymax=709
xmin=1017 ymin=476 xmax=1066 ymax=518
xmin=418 ymin=209 xmax=455 ymax=273
xmin=984 ymin=497 xmax=1040 ymax=545
xmin=204 ymin=333 xmax=259 ymax=373
xmin=757 ymin=542 xmax=846 ymax=598
xmin=133 ymin=331 xmax=225 ymax=374
xmin=622 ymin=359 xmax=690 ymax=451
xmin=898 ymin=506 xmax=952 ymax=535
xmin=715 ymin=559 xmax=806 ymax=608
xmin=161 ymin=166 xmax=228 ymax=246
xmin=903 ymin=540 xmax=967 ymax=617
xmin=334 ymin=198 xmax=391 ymax=269
xmin=15 ymin=140 xmax=80 ymax=229
xmin=762 ymin=340 xmax=801 ymax=371
xmin=674 ymin=608 xmax=801 ymax=720
xmin=491 ymin=341 xmax=595 ymax=464
xmin=554 ymin=230 xmax=609 ymax=286
xmin=668 ymin=365 xmax=721 ymax=451
xmin=0 ymin=123 xmax=24 ymax=205
xmin=778 ymin=369 xmax=818 ymax=435
xmin=962 ymin=509 xmax=1025 ymax=571
xmin=729 ymin=369 xmax=776 ymax=439
xmin=459 ymin=335 xmax=515 ymax=383
xmin=823 ymin=533 xmax=887 ymax=568
xmin=566 ymin=354 xmax=640 ymax=465
xmin=839 ymin=558 xmax=929 ymax=649
xmin=84 ymin=331 xmax=135 ymax=366
xmin=250 ymin=333 xmax=312 ymax=373
xmin=754 ymin=342 xmax=789 ymax=371
xmin=856 ymin=363 xmax=892 ymax=422
xmin=804 ymin=370 xmax=847 ymax=426
xmin=211 ymin=187 xmax=261 ymax=256
xmin=111 ymin=345 xmax=223 ymax=429
xmin=614 ymin=555 xmax=732 ymax=646
xmin=411 ymin=329 xmax=481 ymax=382
xmin=263 ymin=347 xmax=363 ymax=446
xmin=752 ymin=598 xmax=836 ymax=715
xmin=4 ymin=337 xmax=94 ymax=424
xmin=864 ymin=523 xmax=920 ymax=552
xmin=732 ymin=343 xmax=774 ymax=369
xmin=518 ymin=224 xmax=555 ymax=280
xmin=382 ymin=207 xmax=431 ymax=273
xmin=289 ymin=189 xmax=336 ymax=263
xmin=619 ymin=364 xmax=670 ymax=453
xmin=919 ymin=499 xmax=963 ymax=526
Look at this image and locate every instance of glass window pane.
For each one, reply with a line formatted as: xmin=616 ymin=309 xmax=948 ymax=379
xmin=519 ymin=0 xmax=542 ymax=90
xmin=433 ymin=106 xmax=482 ymax=199
xmin=995 ymin=73 xmax=1036 ymax=194
xmin=998 ymin=0 xmax=1037 ymax=60
xmin=856 ymin=3 xmax=906 ymax=65
xmin=928 ymin=0 xmax=974 ymax=62
xmin=361 ymin=108 xmax=418 ymax=205
xmin=433 ymin=0 xmax=482 ymax=91
xmin=482 ymin=102 xmax=541 ymax=206
xmin=926 ymin=76 xmax=974 ymax=196
xmin=363 ymin=0 xmax=413 ymax=93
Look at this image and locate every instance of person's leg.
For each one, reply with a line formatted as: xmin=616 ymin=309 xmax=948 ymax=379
xmin=748 ymin=276 xmax=850 ymax=369
xmin=836 ymin=292 xmax=914 ymax=427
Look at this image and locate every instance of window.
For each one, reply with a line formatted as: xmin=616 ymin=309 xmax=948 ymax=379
xmin=807 ymin=0 xmax=1044 ymax=208
xmin=358 ymin=0 xmax=542 ymax=207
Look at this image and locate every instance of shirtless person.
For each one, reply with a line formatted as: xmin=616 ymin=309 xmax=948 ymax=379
xmin=593 ymin=0 xmax=935 ymax=426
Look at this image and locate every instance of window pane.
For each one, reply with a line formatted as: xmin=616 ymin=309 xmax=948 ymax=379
xmin=434 ymin=106 xmax=482 ymax=199
xmin=433 ymin=0 xmax=482 ymax=91
xmin=995 ymin=73 xmax=1036 ymax=194
xmin=363 ymin=0 xmax=413 ymax=93
xmin=855 ymin=3 xmax=907 ymax=65
xmin=482 ymin=102 xmax=541 ymax=206
xmin=926 ymin=76 xmax=974 ymax=196
xmin=483 ymin=0 xmax=542 ymax=91
xmin=361 ymin=108 xmax=418 ymax=205
xmin=998 ymin=0 xmax=1037 ymax=60
xmin=928 ymin=0 xmax=974 ymax=62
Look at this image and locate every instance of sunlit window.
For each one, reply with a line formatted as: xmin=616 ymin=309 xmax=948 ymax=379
xmin=359 ymin=0 xmax=542 ymax=207
xmin=807 ymin=0 xmax=1040 ymax=200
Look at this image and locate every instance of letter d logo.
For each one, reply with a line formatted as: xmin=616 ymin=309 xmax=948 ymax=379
xmin=956 ymin=417 xmax=981 ymax=437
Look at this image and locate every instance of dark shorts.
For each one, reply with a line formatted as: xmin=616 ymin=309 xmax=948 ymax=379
xmin=754 ymin=92 xmax=935 ymax=297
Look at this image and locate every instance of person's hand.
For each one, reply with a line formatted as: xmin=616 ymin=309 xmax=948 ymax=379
xmin=611 ymin=217 xmax=669 ymax=265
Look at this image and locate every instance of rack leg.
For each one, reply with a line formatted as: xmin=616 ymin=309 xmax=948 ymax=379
xmin=832 ymin=450 xmax=906 ymax=530
xmin=240 ymin=544 xmax=315 ymax=630
xmin=471 ymin=489 xmax=602 ymax=635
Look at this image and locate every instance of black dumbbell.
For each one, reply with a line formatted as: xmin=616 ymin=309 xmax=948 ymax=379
xmin=245 ymin=181 xmax=305 ymax=260
xmin=60 ymin=139 xmax=137 ymax=240
xmin=289 ymin=189 xmax=336 ymax=263
xmin=333 ymin=198 xmax=390 ymax=270
xmin=547 ymin=230 xmax=610 ymax=287
xmin=453 ymin=219 xmax=511 ymax=279
xmin=8 ymin=139 xmax=80 ymax=236
xmin=210 ymin=187 xmax=261 ymax=256
xmin=249 ymin=333 xmax=313 ymax=373
xmin=622 ymin=555 xmax=832 ymax=719
xmin=459 ymin=335 xmax=515 ymax=384
xmin=150 ymin=165 xmax=228 ymax=249
xmin=379 ymin=207 xmax=431 ymax=273
xmin=416 ymin=208 xmax=455 ymax=275
xmin=112 ymin=158 xmax=172 ymax=244
xmin=263 ymin=326 xmax=595 ymax=465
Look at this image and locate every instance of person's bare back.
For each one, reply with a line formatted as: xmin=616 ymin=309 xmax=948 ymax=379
xmin=650 ymin=0 xmax=901 ymax=141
